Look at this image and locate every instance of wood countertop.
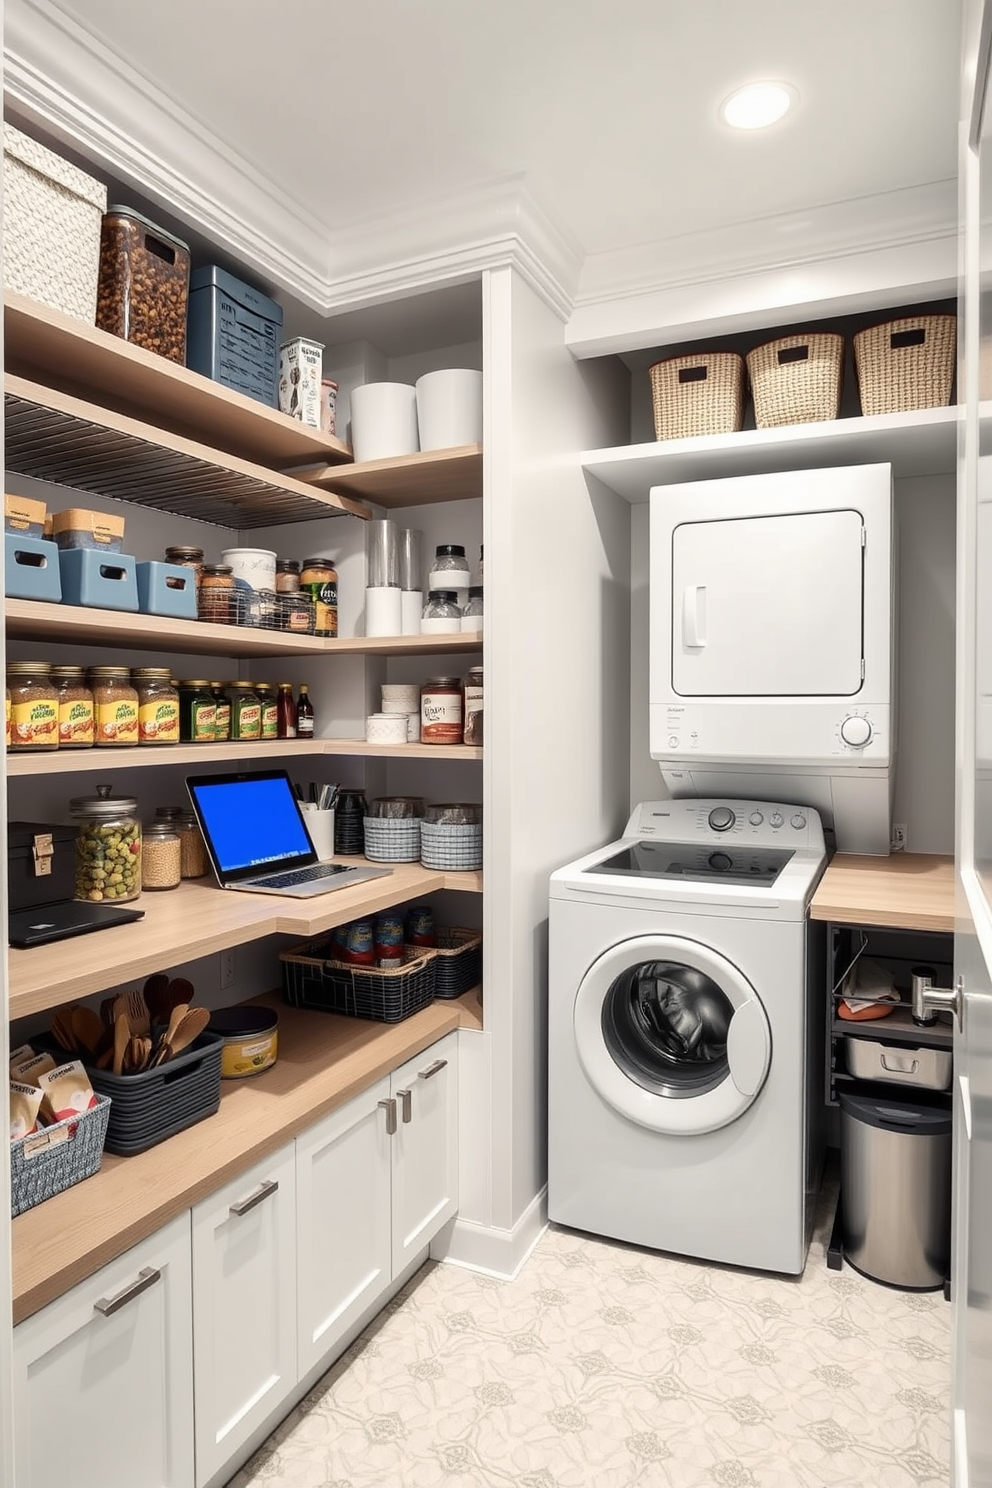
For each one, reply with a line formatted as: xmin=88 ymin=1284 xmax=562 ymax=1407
xmin=809 ymin=852 xmax=955 ymax=933
xmin=12 ymin=991 xmax=482 ymax=1324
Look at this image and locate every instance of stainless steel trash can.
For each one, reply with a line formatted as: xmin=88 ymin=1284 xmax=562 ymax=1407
xmin=840 ymin=1090 xmax=951 ymax=1290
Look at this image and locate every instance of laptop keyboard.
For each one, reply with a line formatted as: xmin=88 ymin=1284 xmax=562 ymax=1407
xmin=257 ymin=864 xmax=349 ymax=888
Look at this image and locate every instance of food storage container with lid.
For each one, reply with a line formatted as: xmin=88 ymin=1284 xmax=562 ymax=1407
xmin=428 ymin=544 xmax=471 ymax=592
xmin=71 ymin=784 xmax=141 ymax=903
xmin=300 ymin=557 xmax=338 ymax=637
xmin=141 ymin=821 xmax=181 ymax=890
xmin=96 ymin=206 xmax=190 ymax=362
xmin=178 ymin=681 xmax=217 ymax=743
xmin=51 ymin=666 xmax=95 ymax=749
xmin=421 ymin=591 xmax=462 ymax=635
xmin=88 ymin=666 xmax=139 ymax=746
xmin=420 ymin=676 xmax=464 ymax=743
xmin=198 ymin=564 xmax=235 ymax=624
xmin=131 ymin=668 xmax=179 ymax=745
xmin=209 ymin=1006 xmax=280 ymax=1079
xmin=187 ymin=265 xmax=283 ymax=406
xmin=461 ymin=586 xmax=483 ymax=634
xmin=7 ymin=663 xmax=59 ymax=752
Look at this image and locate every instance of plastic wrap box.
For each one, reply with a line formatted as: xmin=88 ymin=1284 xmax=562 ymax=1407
xmin=187 ymin=266 xmax=283 ymax=407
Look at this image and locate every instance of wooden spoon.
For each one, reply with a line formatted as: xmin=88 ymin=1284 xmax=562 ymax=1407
xmin=71 ymin=1005 xmax=104 ymax=1060
xmin=143 ymin=973 xmax=171 ymax=1025
xmin=113 ymin=1012 xmax=130 ymax=1077
xmin=150 ymin=1002 xmax=189 ymax=1068
xmin=159 ymin=1006 xmax=210 ymax=1063
xmin=124 ymin=986 xmax=151 ymax=1038
xmin=50 ymin=1007 xmax=77 ymax=1053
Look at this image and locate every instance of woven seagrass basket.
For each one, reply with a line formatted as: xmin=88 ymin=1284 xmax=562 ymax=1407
xmin=648 ymin=352 xmax=744 ymax=440
xmin=746 ymin=332 xmax=844 ymax=428
xmin=853 ymin=314 xmax=956 ymax=416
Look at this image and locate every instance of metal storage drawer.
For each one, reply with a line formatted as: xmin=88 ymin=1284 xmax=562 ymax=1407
xmin=845 ymin=1036 xmax=951 ymax=1091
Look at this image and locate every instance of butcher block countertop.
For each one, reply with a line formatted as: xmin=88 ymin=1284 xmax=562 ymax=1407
xmin=809 ymin=852 xmax=955 ymax=933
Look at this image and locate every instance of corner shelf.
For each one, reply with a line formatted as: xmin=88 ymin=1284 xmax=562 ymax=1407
xmin=5 ymin=737 xmax=481 ymax=775
xmin=297 ymin=444 xmax=483 ymax=508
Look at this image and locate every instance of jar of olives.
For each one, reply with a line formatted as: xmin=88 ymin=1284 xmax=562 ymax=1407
xmin=70 ymin=784 xmax=142 ymax=903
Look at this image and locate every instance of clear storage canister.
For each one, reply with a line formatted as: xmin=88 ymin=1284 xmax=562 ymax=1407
xmin=71 ymin=784 xmax=141 ymax=903
xmin=164 ymin=545 xmax=204 ymax=588
xmin=428 ymin=543 xmax=470 ymax=594
xmin=141 ymin=821 xmax=181 ymax=890
xmin=421 ymin=590 xmax=462 ymax=635
xmin=460 ymin=586 xmax=483 ymax=635
xmin=198 ymin=564 xmax=236 ymax=624
xmin=95 ymin=206 xmax=191 ymax=363
xmin=178 ymin=812 xmax=210 ymax=879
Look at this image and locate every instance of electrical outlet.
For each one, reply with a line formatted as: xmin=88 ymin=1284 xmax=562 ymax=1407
xmin=220 ymin=949 xmax=236 ymax=989
xmin=891 ymin=823 xmax=908 ymax=852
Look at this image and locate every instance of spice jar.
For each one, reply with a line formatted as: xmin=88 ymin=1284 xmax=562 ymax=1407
xmin=198 ymin=564 xmax=236 ymax=624
xmin=178 ymin=681 xmax=217 ymax=743
xmin=428 ymin=543 xmax=471 ymax=594
xmin=7 ymin=662 xmax=59 ymax=751
xmin=275 ymin=559 xmax=301 ymax=594
xmin=461 ymin=586 xmax=483 ymax=635
xmin=50 ymin=665 xmax=95 ymax=749
xmin=279 ymin=591 xmax=315 ymax=634
xmin=300 ymin=556 xmax=338 ymax=637
xmin=88 ymin=666 xmax=139 ymax=747
xmin=71 ymin=784 xmax=141 ymax=903
xmin=211 ymin=682 xmax=231 ymax=742
xmin=227 ymin=682 xmax=262 ymax=741
xmin=178 ymin=812 xmax=210 ymax=879
xmin=141 ymin=821 xmax=181 ymax=891
xmin=421 ymin=590 xmax=462 ymax=634
xmin=421 ymin=676 xmax=464 ymax=744
xmin=463 ymin=665 xmax=484 ymax=745
xmin=132 ymin=668 xmax=180 ymax=745
xmin=256 ymin=683 xmax=279 ymax=740
xmin=164 ymin=545 xmax=204 ymax=588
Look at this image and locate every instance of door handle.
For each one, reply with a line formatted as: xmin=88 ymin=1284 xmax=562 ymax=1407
xmin=682 ymin=585 xmax=707 ymax=648
xmin=396 ymin=1088 xmax=412 ymax=1122
xmin=230 ymin=1179 xmax=279 ymax=1217
xmin=379 ymin=1096 xmax=397 ymax=1135
xmin=418 ymin=1058 xmax=447 ymax=1081
xmin=910 ymin=970 xmax=963 ymax=1030
xmin=94 ymin=1266 xmax=161 ymax=1317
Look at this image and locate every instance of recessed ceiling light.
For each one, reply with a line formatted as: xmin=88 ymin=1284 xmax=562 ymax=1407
xmin=721 ymin=82 xmax=796 ymax=131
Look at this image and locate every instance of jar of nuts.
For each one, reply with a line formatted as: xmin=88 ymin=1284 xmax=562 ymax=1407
xmin=95 ymin=206 xmax=191 ymax=363
xmin=141 ymin=821 xmax=181 ymax=891
xmin=70 ymin=784 xmax=141 ymax=904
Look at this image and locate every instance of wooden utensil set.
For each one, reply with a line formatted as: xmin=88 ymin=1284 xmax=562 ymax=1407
xmin=49 ymin=974 xmax=210 ymax=1076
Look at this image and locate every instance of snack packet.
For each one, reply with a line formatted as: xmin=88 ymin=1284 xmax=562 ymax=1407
xmin=8 ymin=1043 xmax=36 ymax=1070
xmin=10 ymin=1051 xmax=57 ymax=1085
xmin=37 ymin=1061 xmax=98 ymax=1125
xmin=10 ymin=1081 xmax=44 ymax=1140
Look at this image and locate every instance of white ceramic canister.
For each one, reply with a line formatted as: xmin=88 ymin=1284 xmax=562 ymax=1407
xmin=221 ymin=547 xmax=277 ymax=592
xmin=350 ymin=382 xmax=419 ymax=463
xmin=415 ymin=369 xmax=483 ymax=451
xmin=381 ymin=683 xmax=420 ymax=714
xmin=366 ymin=712 xmax=410 ymax=745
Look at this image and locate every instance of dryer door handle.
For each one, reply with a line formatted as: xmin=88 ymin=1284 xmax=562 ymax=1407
xmin=682 ymin=585 xmax=707 ymax=649
xmin=727 ymin=998 xmax=771 ymax=1098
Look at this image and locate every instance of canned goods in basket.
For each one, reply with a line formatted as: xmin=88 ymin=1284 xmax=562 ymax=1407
xmin=405 ymin=905 xmax=436 ymax=948
xmin=345 ymin=919 xmax=375 ymax=965
xmin=374 ymin=912 xmax=405 ymax=968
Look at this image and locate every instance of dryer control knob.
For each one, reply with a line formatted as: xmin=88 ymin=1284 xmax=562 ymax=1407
xmin=709 ymin=851 xmax=733 ymax=871
xmin=790 ymin=813 xmax=807 ymax=830
xmin=769 ymin=812 xmax=784 ymax=828
xmin=708 ymin=806 xmax=736 ymax=832
xmin=748 ymin=811 xmax=764 ymax=826
xmin=840 ymin=715 xmax=872 ymax=747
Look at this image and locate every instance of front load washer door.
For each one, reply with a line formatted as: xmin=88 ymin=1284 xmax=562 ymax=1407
xmin=573 ymin=934 xmax=771 ymax=1135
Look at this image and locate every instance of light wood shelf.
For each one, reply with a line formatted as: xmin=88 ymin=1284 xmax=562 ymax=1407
xmin=810 ymin=852 xmax=955 ymax=932
xmin=5 ymin=736 xmax=481 ymax=775
xmin=12 ymin=991 xmax=484 ymax=1323
xmin=4 ymin=292 xmax=354 ymax=469
xmin=297 ymin=444 xmax=483 ymax=508
xmin=8 ymin=864 xmax=483 ymax=1019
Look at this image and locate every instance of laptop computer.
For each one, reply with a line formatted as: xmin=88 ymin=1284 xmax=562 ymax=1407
xmin=186 ymin=769 xmax=393 ymax=898
xmin=8 ymin=901 xmax=145 ymax=948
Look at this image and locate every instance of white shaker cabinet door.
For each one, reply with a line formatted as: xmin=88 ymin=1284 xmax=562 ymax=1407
xmin=13 ymin=1210 xmax=194 ymax=1488
xmin=295 ymin=1075 xmax=392 ymax=1377
xmin=390 ymin=1032 xmax=459 ymax=1273
xmin=191 ymin=1144 xmax=297 ymax=1488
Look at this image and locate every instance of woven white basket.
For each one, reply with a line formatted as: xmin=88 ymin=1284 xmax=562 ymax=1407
xmin=2 ymin=124 xmax=107 ymax=324
xmin=420 ymin=821 xmax=483 ymax=871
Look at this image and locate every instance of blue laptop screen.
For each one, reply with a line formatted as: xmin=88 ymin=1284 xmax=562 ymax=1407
xmin=189 ymin=775 xmax=312 ymax=874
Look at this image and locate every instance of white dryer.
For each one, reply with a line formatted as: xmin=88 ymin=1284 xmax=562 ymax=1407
xmin=548 ymin=798 xmax=828 ymax=1275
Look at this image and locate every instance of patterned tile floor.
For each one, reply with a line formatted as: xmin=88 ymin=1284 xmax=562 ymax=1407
xmin=228 ymin=1179 xmax=950 ymax=1488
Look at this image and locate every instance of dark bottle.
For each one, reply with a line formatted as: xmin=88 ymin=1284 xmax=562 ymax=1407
xmin=277 ymin=682 xmax=296 ymax=740
xmin=296 ymin=683 xmax=315 ymax=739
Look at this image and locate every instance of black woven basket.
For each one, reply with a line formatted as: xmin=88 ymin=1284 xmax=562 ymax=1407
xmin=85 ymin=1031 xmax=224 ymax=1155
xmin=432 ymin=928 xmax=482 ymax=999
xmin=281 ymin=937 xmax=436 ymax=1022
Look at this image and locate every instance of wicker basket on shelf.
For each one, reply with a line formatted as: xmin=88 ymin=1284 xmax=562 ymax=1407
xmin=746 ymin=332 xmax=844 ymax=428
xmin=648 ymin=352 xmax=744 ymax=441
xmin=853 ymin=314 xmax=956 ymax=416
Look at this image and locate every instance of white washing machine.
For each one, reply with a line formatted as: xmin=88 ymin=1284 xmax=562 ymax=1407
xmin=548 ymin=798 xmax=828 ymax=1275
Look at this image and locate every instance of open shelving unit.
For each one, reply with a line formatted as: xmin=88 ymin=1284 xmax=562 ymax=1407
xmin=5 ymin=737 xmax=481 ymax=776
xmin=297 ymin=444 xmax=483 ymax=508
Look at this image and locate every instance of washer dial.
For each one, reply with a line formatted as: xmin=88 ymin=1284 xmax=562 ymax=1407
xmin=707 ymin=806 xmax=736 ymax=832
xmin=840 ymin=715 xmax=872 ymax=748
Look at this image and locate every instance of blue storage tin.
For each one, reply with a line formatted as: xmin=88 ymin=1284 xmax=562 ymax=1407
xmin=5 ymin=535 xmax=62 ymax=602
xmin=187 ymin=266 xmax=283 ymax=408
xmin=135 ymin=560 xmax=198 ymax=620
xmin=59 ymin=548 xmax=138 ymax=611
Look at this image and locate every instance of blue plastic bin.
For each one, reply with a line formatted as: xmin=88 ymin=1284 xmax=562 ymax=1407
xmin=187 ymin=266 xmax=283 ymax=407
xmin=135 ymin=561 xmax=198 ymax=620
xmin=59 ymin=548 xmax=138 ymax=611
xmin=5 ymin=534 xmax=62 ymax=602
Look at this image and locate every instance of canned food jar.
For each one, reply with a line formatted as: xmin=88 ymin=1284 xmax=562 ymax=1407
xmin=256 ymin=683 xmax=279 ymax=739
xmin=300 ymin=556 xmax=338 ymax=637
xmin=71 ymin=784 xmax=141 ymax=903
xmin=428 ymin=543 xmax=471 ymax=593
xmin=227 ymin=682 xmax=262 ymax=741
xmin=463 ymin=665 xmax=484 ymax=746
xmin=50 ymin=665 xmax=94 ymax=749
xmin=421 ymin=590 xmax=462 ymax=635
xmin=374 ymin=911 xmax=405 ymax=968
xmin=96 ymin=206 xmax=190 ymax=363
xmin=141 ymin=821 xmax=181 ymax=890
xmin=275 ymin=559 xmax=301 ymax=594
xmin=405 ymin=904 xmax=436 ymax=948
xmin=164 ymin=546 xmax=204 ymax=587
xmin=178 ymin=680 xmax=217 ymax=743
xmin=89 ymin=666 xmax=139 ymax=747
xmin=198 ymin=564 xmax=235 ymax=624
xmin=209 ymin=1006 xmax=279 ymax=1079
xmin=210 ymin=682 xmax=231 ymax=741
xmin=7 ymin=662 xmax=59 ymax=751
xmin=344 ymin=919 xmax=375 ymax=965
xmin=132 ymin=667 xmax=179 ymax=745
xmin=421 ymin=676 xmax=463 ymax=744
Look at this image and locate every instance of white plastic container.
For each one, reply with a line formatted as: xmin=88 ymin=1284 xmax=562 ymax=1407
xmin=365 ymin=587 xmax=402 ymax=637
xmin=279 ymin=337 xmax=323 ymax=427
xmin=381 ymin=683 xmax=420 ymax=714
xmin=221 ymin=547 xmax=277 ymax=592
xmin=351 ymin=382 xmax=419 ymax=463
xmin=415 ymin=369 xmax=483 ymax=450
xmin=366 ymin=712 xmax=409 ymax=745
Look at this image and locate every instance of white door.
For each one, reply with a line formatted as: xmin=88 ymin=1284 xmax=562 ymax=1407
xmin=390 ymin=1033 xmax=459 ymax=1273
xmin=671 ymin=509 xmax=864 ymax=696
xmin=12 ymin=1211 xmax=194 ymax=1488
xmin=296 ymin=1077 xmax=393 ymax=1376
xmin=191 ymin=1145 xmax=297 ymax=1488
xmin=572 ymin=934 xmax=771 ymax=1136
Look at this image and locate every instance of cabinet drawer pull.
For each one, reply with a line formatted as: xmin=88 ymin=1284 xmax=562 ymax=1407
xmin=418 ymin=1058 xmax=447 ymax=1081
xmin=396 ymin=1088 xmax=412 ymax=1123
xmin=379 ymin=1096 xmax=397 ymax=1135
xmin=94 ymin=1266 xmax=161 ymax=1317
xmin=230 ymin=1179 xmax=279 ymax=1217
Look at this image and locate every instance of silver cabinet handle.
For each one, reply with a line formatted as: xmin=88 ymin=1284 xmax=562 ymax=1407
xmin=230 ymin=1179 xmax=279 ymax=1217
xmin=396 ymin=1088 xmax=412 ymax=1123
xmin=379 ymin=1097 xmax=397 ymax=1135
xmin=418 ymin=1058 xmax=447 ymax=1081
xmin=94 ymin=1266 xmax=161 ymax=1317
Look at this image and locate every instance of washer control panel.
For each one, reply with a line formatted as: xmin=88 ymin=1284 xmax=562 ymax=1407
xmin=625 ymin=799 xmax=822 ymax=851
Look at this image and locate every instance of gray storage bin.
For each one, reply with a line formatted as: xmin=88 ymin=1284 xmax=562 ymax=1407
xmin=845 ymin=1035 xmax=952 ymax=1091
xmin=186 ymin=265 xmax=282 ymax=407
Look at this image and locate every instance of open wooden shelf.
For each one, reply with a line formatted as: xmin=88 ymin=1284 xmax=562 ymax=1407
xmin=810 ymin=852 xmax=955 ymax=932
xmin=4 ymin=292 xmax=354 ymax=470
xmin=298 ymin=444 xmax=483 ymax=508
xmin=5 ymin=735 xmax=481 ymax=775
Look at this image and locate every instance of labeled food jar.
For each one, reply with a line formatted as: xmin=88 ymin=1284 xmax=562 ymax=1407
xmin=210 ymin=682 xmax=231 ymax=742
xmin=275 ymin=559 xmax=301 ymax=594
xmin=50 ymin=665 xmax=95 ymax=749
xmin=221 ymin=547 xmax=277 ymax=594
xmin=208 ymin=1006 xmax=279 ymax=1079
xmin=89 ymin=666 xmax=139 ymax=747
xmin=227 ymin=682 xmax=262 ymax=741
xmin=374 ymin=911 xmax=405 ymax=968
xmin=7 ymin=662 xmax=58 ymax=751
xmin=178 ymin=812 xmax=210 ymax=879
xmin=428 ymin=543 xmax=471 ymax=593
xmin=461 ymin=586 xmax=483 ymax=635
xmin=463 ymin=665 xmax=484 ymax=745
xmin=421 ymin=676 xmax=464 ymax=744
xmin=178 ymin=681 xmax=217 ymax=743
xmin=141 ymin=821 xmax=181 ymax=890
xmin=421 ymin=590 xmax=462 ymax=634
xmin=198 ymin=564 xmax=235 ymax=624
xmin=164 ymin=545 xmax=204 ymax=587
xmin=96 ymin=206 xmax=191 ymax=363
xmin=405 ymin=905 xmax=436 ymax=948
xmin=256 ymin=683 xmax=279 ymax=739
xmin=132 ymin=667 xmax=179 ymax=745
xmin=71 ymin=784 xmax=141 ymax=903
xmin=300 ymin=556 xmax=338 ymax=637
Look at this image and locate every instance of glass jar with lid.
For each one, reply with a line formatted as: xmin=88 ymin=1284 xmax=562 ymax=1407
xmin=421 ymin=590 xmax=462 ymax=634
xmin=210 ymin=682 xmax=231 ymax=741
xmin=177 ymin=812 xmax=210 ymax=879
xmin=428 ymin=543 xmax=471 ymax=594
xmin=178 ymin=680 xmax=217 ymax=743
xmin=198 ymin=563 xmax=235 ymax=624
xmin=275 ymin=559 xmax=301 ymax=594
xmin=420 ymin=676 xmax=464 ymax=744
xmin=255 ymin=683 xmax=279 ymax=739
xmin=70 ymin=784 xmax=141 ymax=903
xmin=165 ymin=545 xmax=204 ymax=588
xmin=227 ymin=681 xmax=262 ymax=741
xmin=131 ymin=668 xmax=179 ymax=745
xmin=460 ymin=586 xmax=483 ymax=635
xmin=141 ymin=821 xmax=181 ymax=890
xmin=7 ymin=662 xmax=59 ymax=751
xmin=50 ymin=665 xmax=94 ymax=749
xmin=462 ymin=665 xmax=484 ymax=745
xmin=88 ymin=666 xmax=139 ymax=747
xmin=300 ymin=556 xmax=338 ymax=637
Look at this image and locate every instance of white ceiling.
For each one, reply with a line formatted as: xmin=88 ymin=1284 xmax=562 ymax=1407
xmin=42 ymin=0 xmax=960 ymax=268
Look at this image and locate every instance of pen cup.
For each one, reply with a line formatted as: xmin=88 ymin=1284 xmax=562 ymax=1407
xmin=300 ymin=803 xmax=336 ymax=861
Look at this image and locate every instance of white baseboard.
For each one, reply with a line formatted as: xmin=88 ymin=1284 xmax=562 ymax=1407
xmin=430 ymin=1187 xmax=548 ymax=1279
